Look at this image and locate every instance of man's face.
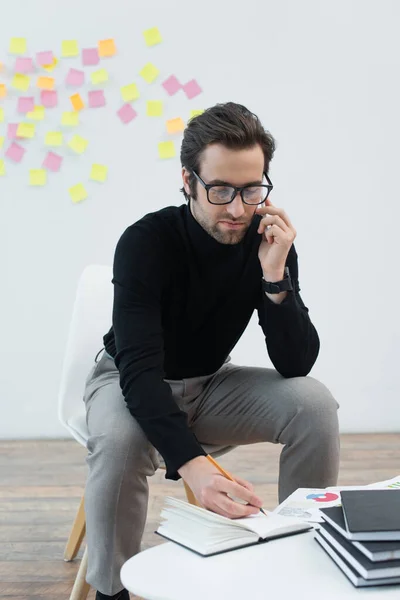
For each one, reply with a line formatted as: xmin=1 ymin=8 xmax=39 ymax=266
xmin=182 ymin=143 xmax=265 ymax=245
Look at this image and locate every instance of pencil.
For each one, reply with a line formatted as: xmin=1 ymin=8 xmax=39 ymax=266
xmin=206 ymin=454 xmax=268 ymax=516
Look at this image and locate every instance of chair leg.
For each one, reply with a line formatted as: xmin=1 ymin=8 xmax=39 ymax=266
xmin=64 ymin=495 xmax=86 ymax=561
xmin=183 ymin=480 xmax=201 ymax=507
xmin=69 ymin=545 xmax=90 ymax=600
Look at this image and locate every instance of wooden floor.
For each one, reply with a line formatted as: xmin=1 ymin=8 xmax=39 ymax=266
xmin=0 ymin=435 xmax=399 ymax=599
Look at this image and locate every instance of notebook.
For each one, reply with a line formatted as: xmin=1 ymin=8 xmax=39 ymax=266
xmin=314 ymin=533 xmax=400 ymax=588
xmin=156 ymin=496 xmax=312 ymax=556
xmin=341 ymin=490 xmax=400 ymax=541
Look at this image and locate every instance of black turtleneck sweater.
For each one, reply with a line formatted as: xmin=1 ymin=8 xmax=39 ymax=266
xmin=103 ymin=203 xmax=320 ymax=479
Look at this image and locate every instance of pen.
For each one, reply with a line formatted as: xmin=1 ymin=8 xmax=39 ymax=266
xmin=206 ymin=454 xmax=268 ymax=516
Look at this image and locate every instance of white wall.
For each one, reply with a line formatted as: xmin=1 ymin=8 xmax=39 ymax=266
xmin=1 ymin=0 xmax=399 ymax=437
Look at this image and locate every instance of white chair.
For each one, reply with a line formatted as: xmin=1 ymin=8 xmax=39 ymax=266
xmin=58 ymin=264 xmax=233 ymax=600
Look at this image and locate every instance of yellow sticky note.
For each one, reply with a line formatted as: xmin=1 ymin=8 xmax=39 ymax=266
xmin=0 ymin=84 xmax=6 ymax=98
xmin=0 ymin=136 xmax=4 ymax=149
xmin=158 ymin=141 xmax=176 ymax=159
xmin=0 ymin=61 xmax=3 ymax=71
xmin=91 ymin=68 xmax=109 ymax=84
xmin=29 ymin=169 xmax=47 ymax=186
xmin=143 ymin=27 xmax=162 ymax=47
xmin=69 ymin=183 xmax=88 ymax=203
xmin=27 ymin=105 xmax=45 ymax=120
xmin=9 ymin=37 xmax=27 ymax=55
xmin=90 ymin=163 xmax=108 ymax=182
xmin=70 ymin=93 xmax=84 ymax=111
xmin=43 ymin=57 xmax=58 ymax=72
xmin=146 ymin=100 xmax=163 ymax=117
xmin=0 ymin=108 xmax=4 ymax=123
xmin=166 ymin=117 xmax=185 ymax=134
xmin=17 ymin=122 xmax=35 ymax=138
xmin=190 ymin=109 xmax=204 ymax=118
xmin=139 ymin=62 xmax=159 ymax=84
xmin=45 ymin=131 xmax=63 ymax=146
xmin=12 ymin=74 xmax=30 ymax=92
xmin=61 ymin=111 xmax=79 ymax=126
xmin=121 ymin=83 xmax=139 ymax=102
xmin=0 ymin=159 xmax=5 ymax=176
xmin=98 ymin=38 xmax=117 ymax=57
xmin=68 ymin=134 xmax=88 ymax=154
xmin=62 ymin=40 xmax=79 ymax=57
xmin=37 ymin=76 xmax=55 ymax=90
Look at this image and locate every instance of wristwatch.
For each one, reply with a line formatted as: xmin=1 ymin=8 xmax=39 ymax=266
xmin=262 ymin=267 xmax=293 ymax=294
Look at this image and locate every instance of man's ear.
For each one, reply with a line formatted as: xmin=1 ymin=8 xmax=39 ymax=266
xmin=182 ymin=167 xmax=191 ymax=197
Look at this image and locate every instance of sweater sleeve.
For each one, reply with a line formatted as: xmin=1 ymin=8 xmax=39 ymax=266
xmin=112 ymin=225 xmax=206 ymax=479
xmin=256 ymin=244 xmax=320 ymax=377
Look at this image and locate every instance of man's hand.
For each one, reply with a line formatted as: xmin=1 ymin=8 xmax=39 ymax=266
xmin=256 ymin=199 xmax=296 ymax=283
xmin=178 ymin=456 xmax=263 ymax=519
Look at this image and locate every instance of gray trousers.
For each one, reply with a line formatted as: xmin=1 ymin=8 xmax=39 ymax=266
xmin=83 ymin=351 xmax=340 ymax=595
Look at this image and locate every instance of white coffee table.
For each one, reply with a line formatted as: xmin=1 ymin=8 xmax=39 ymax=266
xmin=121 ymin=530 xmax=400 ymax=600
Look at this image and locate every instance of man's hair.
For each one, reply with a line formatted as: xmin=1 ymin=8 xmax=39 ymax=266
xmin=180 ymin=102 xmax=276 ymax=201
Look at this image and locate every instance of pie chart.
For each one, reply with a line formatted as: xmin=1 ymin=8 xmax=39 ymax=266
xmin=306 ymin=492 xmax=339 ymax=503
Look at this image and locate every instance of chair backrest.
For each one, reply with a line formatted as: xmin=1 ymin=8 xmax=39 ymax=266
xmin=58 ymin=264 xmax=113 ymax=446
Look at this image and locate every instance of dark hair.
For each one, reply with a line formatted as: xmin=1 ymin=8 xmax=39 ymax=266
xmin=180 ymin=102 xmax=276 ymax=201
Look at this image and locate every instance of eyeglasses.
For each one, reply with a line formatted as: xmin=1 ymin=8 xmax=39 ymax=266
xmin=192 ymin=170 xmax=273 ymax=205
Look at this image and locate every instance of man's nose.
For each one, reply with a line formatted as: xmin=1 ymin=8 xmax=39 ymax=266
xmin=227 ymin=193 xmax=245 ymax=219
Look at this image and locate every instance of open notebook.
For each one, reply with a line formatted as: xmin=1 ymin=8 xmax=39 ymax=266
xmin=156 ymin=496 xmax=312 ymax=556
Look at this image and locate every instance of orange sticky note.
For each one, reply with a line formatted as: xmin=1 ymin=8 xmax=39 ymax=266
xmin=0 ymin=84 xmax=6 ymax=98
xmin=37 ymin=76 xmax=55 ymax=90
xmin=166 ymin=117 xmax=185 ymax=134
xmin=70 ymin=93 xmax=84 ymax=111
xmin=98 ymin=39 xmax=116 ymax=57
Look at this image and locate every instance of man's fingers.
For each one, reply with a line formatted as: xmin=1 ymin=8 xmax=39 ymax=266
xmin=256 ymin=205 xmax=294 ymax=230
xmin=211 ymin=494 xmax=260 ymax=519
xmin=213 ymin=475 xmax=263 ymax=508
xmin=257 ymin=214 xmax=290 ymax=235
xmin=234 ymin=475 xmax=254 ymax=492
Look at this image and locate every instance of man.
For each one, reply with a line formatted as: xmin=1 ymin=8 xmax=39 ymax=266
xmin=83 ymin=102 xmax=340 ymax=599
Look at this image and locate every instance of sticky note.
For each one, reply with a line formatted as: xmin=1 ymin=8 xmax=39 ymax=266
xmin=5 ymin=142 xmax=25 ymax=162
xmin=0 ymin=159 xmax=5 ymax=176
xmin=69 ymin=183 xmax=88 ymax=203
xmin=166 ymin=117 xmax=185 ymax=134
xmin=139 ymin=63 xmax=159 ymax=84
xmin=88 ymin=90 xmax=106 ymax=108
xmin=0 ymin=136 xmax=4 ymax=149
xmin=9 ymin=37 xmax=27 ymax=55
xmin=37 ymin=76 xmax=55 ymax=90
xmin=36 ymin=51 xmax=54 ymax=66
xmin=158 ymin=141 xmax=176 ymax=159
xmin=82 ymin=48 xmax=99 ymax=65
xmin=41 ymin=90 xmax=58 ymax=108
xmin=98 ymin=38 xmax=116 ymax=57
xmin=62 ymin=40 xmax=79 ymax=57
xmin=29 ymin=169 xmax=47 ymax=186
xmin=70 ymin=93 xmax=84 ymax=111
xmin=68 ymin=134 xmax=88 ymax=154
xmin=162 ymin=75 xmax=181 ymax=96
xmin=90 ymin=68 xmax=108 ymax=85
xmin=66 ymin=68 xmax=85 ymax=86
xmin=183 ymin=79 xmax=202 ymax=99
xmin=12 ymin=74 xmax=30 ymax=92
xmin=117 ymin=104 xmax=137 ymax=124
xmin=143 ymin=27 xmax=162 ymax=47
xmin=90 ymin=163 xmax=108 ymax=182
xmin=15 ymin=57 xmax=34 ymax=73
xmin=146 ymin=100 xmax=163 ymax=117
xmin=17 ymin=97 xmax=35 ymax=114
xmin=43 ymin=57 xmax=58 ymax=72
xmin=17 ymin=122 xmax=35 ymax=138
xmin=61 ymin=111 xmax=79 ymax=126
xmin=43 ymin=151 xmax=63 ymax=172
xmin=45 ymin=131 xmax=63 ymax=146
xmin=0 ymin=108 xmax=4 ymax=123
xmin=7 ymin=124 xmax=19 ymax=139
xmin=190 ymin=109 xmax=204 ymax=118
xmin=27 ymin=105 xmax=45 ymax=120
xmin=0 ymin=84 xmax=6 ymax=98
xmin=121 ymin=83 xmax=139 ymax=102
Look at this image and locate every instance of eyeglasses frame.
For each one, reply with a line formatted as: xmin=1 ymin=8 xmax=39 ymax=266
xmin=191 ymin=170 xmax=273 ymax=205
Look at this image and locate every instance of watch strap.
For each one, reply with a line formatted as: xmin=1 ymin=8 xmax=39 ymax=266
xmin=262 ymin=267 xmax=293 ymax=294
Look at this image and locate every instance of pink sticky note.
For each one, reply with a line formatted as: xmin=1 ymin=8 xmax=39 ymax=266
xmin=65 ymin=68 xmax=85 ymax=87
xmin=15 ymin=57 xmax=34 ymax=73
xmin=162 ymin=75 xmax=181 ymax=96
xmin=5 ymin=142 xmax=26 ymax=163
xmin=182 ymin=79 xmax=202 ymax=100
xmin=36 ymin=51 xmax=54 ymax=66
xmin=40 ymin=90 xmax=58 ymax=108
xmin=117 ymin=103 xmax=137 ymax=124
xmin=82 ymin=48 xmax=99 ymax=66
xmin=17 ymin=96 xmax=35 ymax=113
xmin=43 ymin=151 xmax=63 ymax=172
xmin=88 ymin=90 xmax=106 ymax=108
xmin=7 ymin=123 xmax=20 ymax=139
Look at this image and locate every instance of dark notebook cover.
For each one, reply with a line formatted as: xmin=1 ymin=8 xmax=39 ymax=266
xmin=341 ymin=490 xmax=400 ymax=534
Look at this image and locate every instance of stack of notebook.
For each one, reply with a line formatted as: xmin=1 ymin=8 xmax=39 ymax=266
xmin=314 ymin=489 xmax=400 ymax=588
